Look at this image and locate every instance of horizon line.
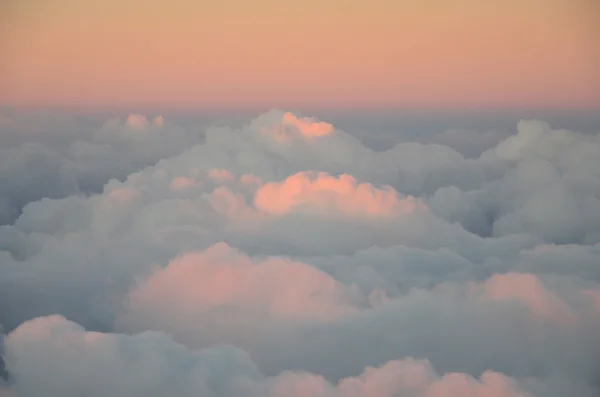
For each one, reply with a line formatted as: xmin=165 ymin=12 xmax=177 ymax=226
xmin=2 ymin=103 xmax=600 ymax=117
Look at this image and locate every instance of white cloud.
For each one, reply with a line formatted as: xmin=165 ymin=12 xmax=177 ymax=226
xmin=1 ymin=110 xmax=599 ymax=396
xmin=4 ymin=315 xmax=541 ymax=397
xmin=0 ymin=111 xmax=209 ymax=225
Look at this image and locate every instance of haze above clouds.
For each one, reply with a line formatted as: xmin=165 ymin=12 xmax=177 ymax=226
xmin=1 ymin=109 xmax=600 ymax=397
xmin=2 ymin=0 xmax=599 ymax=110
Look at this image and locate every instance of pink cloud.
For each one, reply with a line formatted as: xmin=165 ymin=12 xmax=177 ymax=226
xmin=240 ymin=174 xmax=264 ymax=186
xmin=5 ymin=316 xmax=533 ymax=397
xmin=262 ymin=359 xmax=530 ymax=397
xmin=253 ymin=171 xmax=421 ymax=217
xmin=106 ymin=186 xmax=139 ymax=204
xmin=124 ymin=114 xmax=149 ymax=129
xmin=425 ymin=371 xmax=530 ymax=397
xmin=264 ymin=372 xmax=332 ymax=397
xmin=208 ymin=169 xmax=235 ymax=183
xmin=337 ymin=358 xmax=434 ymax=397
xmin=281 ymin=112 xmax=334 ymax=138
xmin=170 ymin=176 xmax=197 ymax=191
xmin=119 ymin=243 xmax=360 ymax=342
xmin=208 ymin=186 xmax=257 ymax=220
xmin=153 ymin=115 xmax=165 ymax=126
xmin=474 ymin=273 xmax=576 ymax=326
xmin=256 ymin=111 xmax=336 ymax=142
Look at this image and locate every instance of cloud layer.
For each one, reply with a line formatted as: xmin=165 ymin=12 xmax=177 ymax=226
xmin=0 ymin=111 xmax=210 ymax=225
xmin=1 ymin=109 xmax=599 ymax=396
xmin=0 ymin=316 xmax=542 ymax=397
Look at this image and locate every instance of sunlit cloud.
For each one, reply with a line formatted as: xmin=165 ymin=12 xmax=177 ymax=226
xmin=0 ymin=110 xmax=599 ymax=397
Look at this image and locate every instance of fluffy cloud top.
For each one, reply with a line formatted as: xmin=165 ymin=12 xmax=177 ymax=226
xmin=280 ymin=112 xmax=335 ymax=138
xmin=4 ymin=315 xmax=535 ymax=397
xmin=254 ymin=172 xmax=421 ymax=217
xmin=118 ymin=243 xmax=361 ymax=350
xmin=0 ymin=111 xmax=209 ymax=225
xmin=1 ymin=109 xmax=599 ymax=396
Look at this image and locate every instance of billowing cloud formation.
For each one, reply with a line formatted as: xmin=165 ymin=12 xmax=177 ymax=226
xmin=0 ymin=111 xmax=210 ymax=225
xmin=473 ymin=272 xmax=577 ymax=326
xmin=118 ymin=243 xmax=362 ymax=350
xmin=254 ymin=172 xmax=420 ymax=217
xmin=4 ymin=315 xmax=537 ymax=397
xmin=280 ymin=112 xmax=335 ymax=137
xmin=1 ymin=110 xmax=599 ymax=396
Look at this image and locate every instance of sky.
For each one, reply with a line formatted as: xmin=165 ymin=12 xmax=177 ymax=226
xmin=1 ymin=2 xmax=600 ymax=396
xmin=1 ymin=0 xmax=599 ymax=111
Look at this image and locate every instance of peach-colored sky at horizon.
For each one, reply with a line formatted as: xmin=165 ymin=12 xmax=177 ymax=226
xmin=1 ymin=0 xmax=599 ymax=111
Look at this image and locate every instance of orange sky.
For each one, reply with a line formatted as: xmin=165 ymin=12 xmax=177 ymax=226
xmin=1 ymin=0 xmax=599 ymax=111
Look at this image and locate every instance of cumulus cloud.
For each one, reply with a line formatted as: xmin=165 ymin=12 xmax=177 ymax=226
xmin=117 ymin=243 xmax=362 ymax=350
xmin=279 ymin=112 xmax=335 ymax=138
xmin=253 ymin=172 xmax=421 ymax=217
xmin=4 ymin=315 xmax=540 ymax=397
xmin=472 ymin=272 xmax=578 ymax=326
xmin=0 ymin=111 xmax=209 ymax=225
xmin=1 ymin=109 xmax=599 ymax=396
